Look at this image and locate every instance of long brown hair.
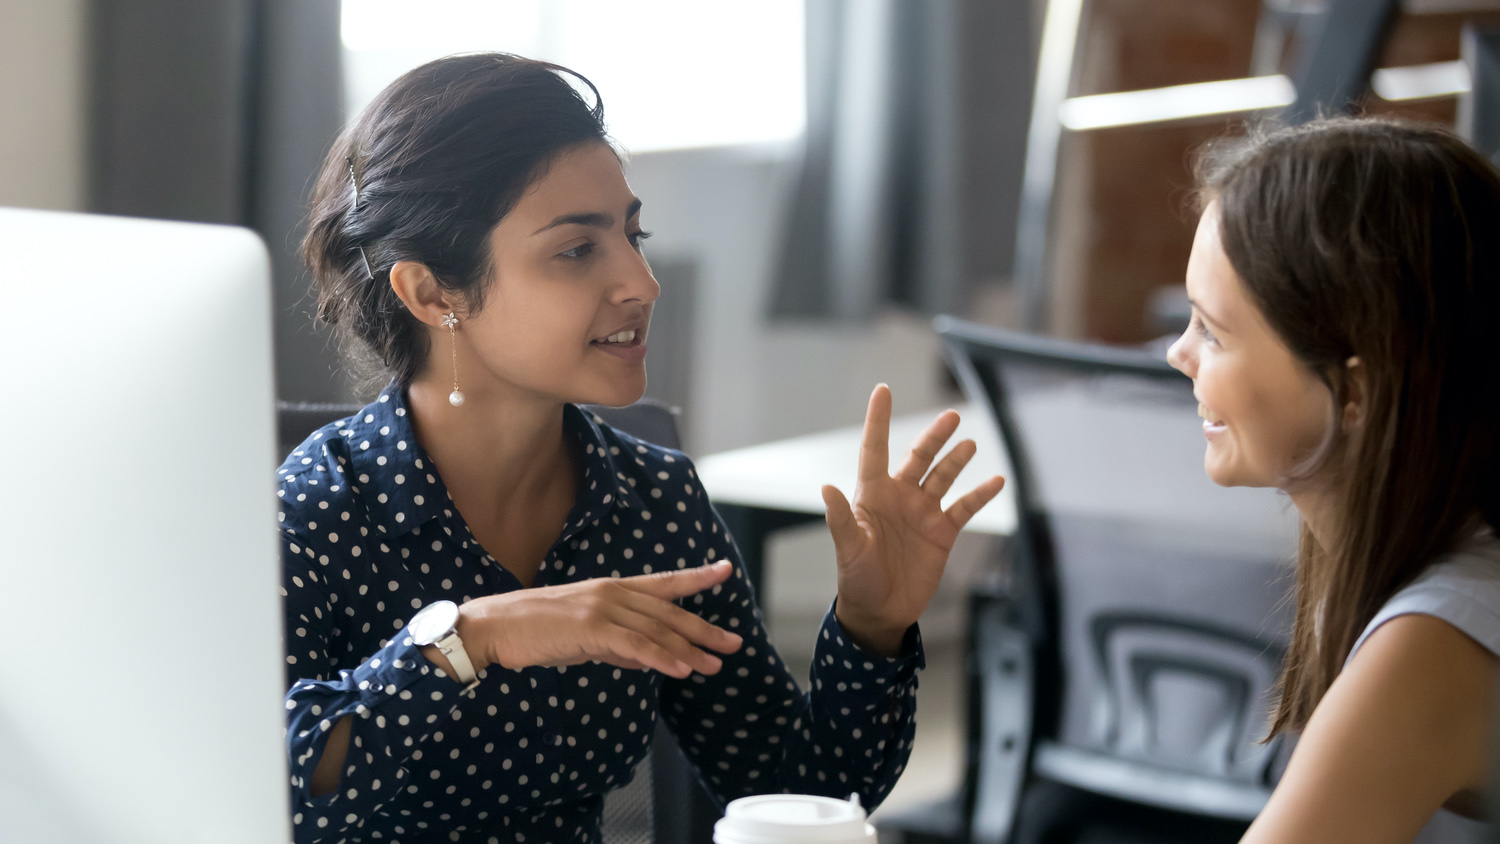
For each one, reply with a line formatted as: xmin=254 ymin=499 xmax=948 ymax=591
xmin=1195 ymin=117 xmax=1500 ymax=735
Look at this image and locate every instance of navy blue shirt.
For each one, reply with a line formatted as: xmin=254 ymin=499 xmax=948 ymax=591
xmin=278 ymin=387 xmax=925 ymax=843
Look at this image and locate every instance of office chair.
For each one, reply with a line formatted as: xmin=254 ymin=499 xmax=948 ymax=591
xmin=919 ymin=318 xmax=1300 ymax=844
xmin=276 ymin=396 xmax=714 ymax=844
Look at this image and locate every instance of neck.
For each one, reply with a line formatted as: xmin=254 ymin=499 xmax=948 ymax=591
xmin=404 ymin=369 xmax=574 ymax=514
xmin=1288 ymin=479 xmax=1343 ymax=554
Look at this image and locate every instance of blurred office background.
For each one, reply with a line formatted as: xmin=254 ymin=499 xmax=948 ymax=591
xmin=0 ymin=0 xmax=1039 ymax=451
xmin=3 ymin=0 xmax=1495 ymax=832
xmin=5 ymin=0 xmax=1478 ymax=449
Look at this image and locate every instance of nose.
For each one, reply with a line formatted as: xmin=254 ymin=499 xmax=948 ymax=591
xmin=1166 ymin=330 xmax=1195 ymax=378
xmin=614 ymin=248 xmax=660 ymax=306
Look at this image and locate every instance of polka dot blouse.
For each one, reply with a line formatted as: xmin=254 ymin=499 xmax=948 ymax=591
xmin=278 ymin=387 xmax=925 ymax=843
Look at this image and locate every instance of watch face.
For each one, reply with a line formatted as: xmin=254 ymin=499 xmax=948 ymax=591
xmin=409 ymin=600 xmax=459 ymax=646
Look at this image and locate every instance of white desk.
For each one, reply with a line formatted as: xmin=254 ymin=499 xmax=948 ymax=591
xmin=697 ymin=405 xmax=1018 ymax=537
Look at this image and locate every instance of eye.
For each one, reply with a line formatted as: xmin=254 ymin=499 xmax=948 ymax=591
xmin=628 ymin=229 xmax=653 ymax=249
xmin=560 ymin=242 xmax=595 ymax=260
xmin=1193 ymin=314 xmax=1218 ymax=345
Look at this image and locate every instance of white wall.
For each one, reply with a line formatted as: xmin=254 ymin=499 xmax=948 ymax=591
xmin=0 ymin=0 xmax=86 ymax=211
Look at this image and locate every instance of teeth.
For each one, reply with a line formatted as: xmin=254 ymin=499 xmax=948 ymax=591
xmin=1198 ymin=402 xmax=1222 ymax=425
xmin=599 ymin=329 xmax=636 ymax=344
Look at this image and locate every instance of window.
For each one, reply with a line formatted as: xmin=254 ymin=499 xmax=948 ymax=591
xmin=341 ymin=0 xmax=806 ymax=152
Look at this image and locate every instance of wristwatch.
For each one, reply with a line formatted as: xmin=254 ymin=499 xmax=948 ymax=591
xmin=408 ymin=600 xmax=480 ymax=691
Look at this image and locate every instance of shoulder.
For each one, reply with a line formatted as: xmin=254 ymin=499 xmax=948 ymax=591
xmin=1328 ymin=534 xmax=1500 ymax=777
xmin=1325 ymin=613 xmax=1495 ymax=792
xmin=586 ymin=410 xmax=705 ymax=498
xmin=1349 ymin=534 xmax=1500 ymax=664
xmin=275 ymin=411 xmax=368 ymax=538
xmin=1242 ymin=613 xmax=1495 ymax=843
xmin=1348 ymin=613 xmax=1497 ymax=703
xmin=1405 ymin=532 xmax=1500 ymax=601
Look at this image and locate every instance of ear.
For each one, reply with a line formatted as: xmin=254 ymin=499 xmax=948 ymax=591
xmin=389 ymin=260 xmax=461 ymax=328
xmin=1341 ymin=356 xmax=1366 ymax=432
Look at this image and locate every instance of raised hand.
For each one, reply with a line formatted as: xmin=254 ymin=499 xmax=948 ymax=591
xmin=444 ymin=562 xmax=744 ymax=680
xmin=821 ymin=384 xmax=1005 ymax=656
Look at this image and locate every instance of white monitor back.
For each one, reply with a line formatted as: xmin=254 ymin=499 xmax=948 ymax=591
xmin=0 ymin=208 xmax=289 ymax=844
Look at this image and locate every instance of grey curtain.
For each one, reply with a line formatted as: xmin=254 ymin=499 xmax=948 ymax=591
xmin=771 ymin=0 xmax=1035 ymax=321
xmin=89 ymin=0 xmax=347 ymax=402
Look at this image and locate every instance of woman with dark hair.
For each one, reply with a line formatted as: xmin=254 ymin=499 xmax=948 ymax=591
xmin=278 ymin=53 xmax=1004 ymax=843
xmin=1168 ymin=117 xmax=1500 ymax=842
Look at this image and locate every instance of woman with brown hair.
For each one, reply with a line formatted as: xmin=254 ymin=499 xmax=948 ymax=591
xmin=1168 ymin=116 xmax=1500 ymax=842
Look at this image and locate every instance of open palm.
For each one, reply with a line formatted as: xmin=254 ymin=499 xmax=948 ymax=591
xmin=821 ymin=384 xmax=1006 ymax=654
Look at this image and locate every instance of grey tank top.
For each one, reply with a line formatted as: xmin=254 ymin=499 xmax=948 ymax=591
xmin=1345 ymin=530 xmax=1500 ymax=844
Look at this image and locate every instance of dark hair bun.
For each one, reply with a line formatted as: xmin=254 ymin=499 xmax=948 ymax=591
xmin=301 ymin=53 xmax=608 ymax=394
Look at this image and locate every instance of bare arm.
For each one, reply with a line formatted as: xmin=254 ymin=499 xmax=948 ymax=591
xmin=1241 ymin=614 xmax=1496 ymax=844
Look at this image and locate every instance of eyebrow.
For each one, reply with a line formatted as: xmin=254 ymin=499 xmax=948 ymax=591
xmin=1188 ymin=297 xmax=1228 ymax=331
xmin=531 ymin=198 xmax=643 ymax=236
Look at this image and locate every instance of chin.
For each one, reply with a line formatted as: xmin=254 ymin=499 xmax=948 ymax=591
xmin=579 ymin=380 xmax=647 ymax=409
xmin=1203 ymin=452 xmax=1277 ymax=489
xmin=1202 ymin=440 xmax=1244 ymax=488
xmin=1204 ymin=462 xmax=1241 ymax=488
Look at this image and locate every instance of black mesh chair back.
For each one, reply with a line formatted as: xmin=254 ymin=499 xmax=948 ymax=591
xmin=935 ymin=318 xmax=1299 ymax=842
xmin=275 ymin=397 xmax=701 ymax=844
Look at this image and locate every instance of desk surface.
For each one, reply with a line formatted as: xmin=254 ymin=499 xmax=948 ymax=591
xmin=695 ymin=405 xmax=1019 ymax=536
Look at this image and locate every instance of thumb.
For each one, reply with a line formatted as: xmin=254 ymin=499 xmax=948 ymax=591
xmin=821 ymin=485 xmax=862 ymax=558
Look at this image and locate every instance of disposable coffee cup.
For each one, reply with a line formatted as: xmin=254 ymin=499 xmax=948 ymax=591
xmin=713 ymin=793 xmax=877 ymax=844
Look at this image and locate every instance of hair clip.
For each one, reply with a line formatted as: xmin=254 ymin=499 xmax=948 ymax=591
xmin=345 ymin=157 xmax=363 ymax=206
xmin=345 ymin=156 xmax=376 ymax=280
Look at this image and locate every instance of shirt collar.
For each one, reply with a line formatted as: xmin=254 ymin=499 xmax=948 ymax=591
xmin=342 ymin=386 xmax=647 ymax=545
xmin=340 ymin=387 xmax=445 ymax=540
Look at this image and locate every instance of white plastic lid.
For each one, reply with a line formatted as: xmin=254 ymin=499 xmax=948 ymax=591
xmin=713 ymin=794 xmax=877 ymax=844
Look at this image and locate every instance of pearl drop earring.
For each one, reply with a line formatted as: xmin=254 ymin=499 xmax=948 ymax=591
xmin=442 ymin=312 xmax=464 ymax=407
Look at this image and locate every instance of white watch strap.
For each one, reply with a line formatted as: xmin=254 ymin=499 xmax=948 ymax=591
xmin=435 ymin=630 xmax=480 ymax=691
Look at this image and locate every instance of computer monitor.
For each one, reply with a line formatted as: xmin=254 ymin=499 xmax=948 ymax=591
xmin=0 ymin=208 xmax=290 ymax=843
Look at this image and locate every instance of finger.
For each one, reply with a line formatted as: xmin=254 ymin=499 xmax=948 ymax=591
xmin=620 ymin=588 xmax=743 ymax=654
xmin=610 ymin=608 xmax=725 ymax=677
xmin=921 ymin=438 xmax=977 ymax=499
xmin=821 ymin=484 xmax=862 ymax=558
xmin=895 ymin=409 xmax=961 ymax=483
xmin=610 ymin=659 xmax=650 ymax=672
xmin=546 ymin=654 xmax=648 ymax=671
xmin=603 ymin=626 xmax=697 ymax=678
xmin=857 ymin=383 xmax=893 ymax=482
xmin=944 ymin=475 xmax=1006 ymax=530
xmin=620 ymin=559 xmax=734 ymax=601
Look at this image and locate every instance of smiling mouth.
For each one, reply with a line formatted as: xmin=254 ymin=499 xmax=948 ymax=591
xmin=592 ymin=329 xmax=638 ymax=346
xmin=1198 ymin=402 xmax=1226 ymax=427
